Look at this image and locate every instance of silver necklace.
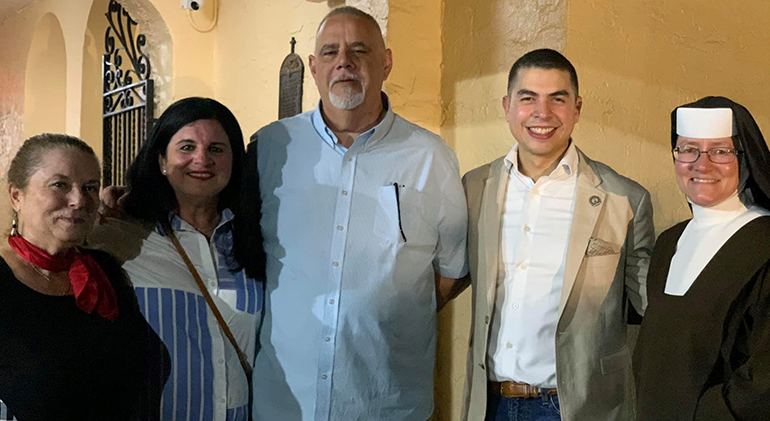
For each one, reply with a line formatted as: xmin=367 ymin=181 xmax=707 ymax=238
xmin=28 ymin=263 xmax=71 ymax=295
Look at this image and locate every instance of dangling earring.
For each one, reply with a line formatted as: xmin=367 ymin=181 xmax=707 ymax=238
xmin=10 ymin=211 xmax=18 ymax=237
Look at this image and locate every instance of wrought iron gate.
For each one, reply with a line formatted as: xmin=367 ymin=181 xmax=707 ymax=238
xmin=102 ymin=0 xmax=153 ymax=187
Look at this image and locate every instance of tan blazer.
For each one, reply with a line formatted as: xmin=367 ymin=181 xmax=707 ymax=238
xmin=461 ymin=148 xmax=654 ymax=421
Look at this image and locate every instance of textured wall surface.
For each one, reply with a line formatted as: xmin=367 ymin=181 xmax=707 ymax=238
xmin=0 ymin=0 xmax=92 ymax=228
xmin=23 ymin=13 xmax=67 ymax=140
xmin=348 ymin=0 xmax=389 ymax=37
xmin=566 ymin=0 xmax=770 ymax=232
xmin=119 ymin=0 xmax=174 ymax=111
xmin=386 ymin=0 xmax=442 ymax=134
xmin=442 ymin=0 xmax=566 ymax=165
xmin=214 ymin=0 xmax=336 ymax=137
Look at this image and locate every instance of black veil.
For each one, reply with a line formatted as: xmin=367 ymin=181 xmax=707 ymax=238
xmin=671 ymin=96 xmax=770 ymax=210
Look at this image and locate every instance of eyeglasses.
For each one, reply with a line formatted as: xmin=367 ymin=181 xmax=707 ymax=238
xmin=672 ymin=146 xmax=742 ymax=164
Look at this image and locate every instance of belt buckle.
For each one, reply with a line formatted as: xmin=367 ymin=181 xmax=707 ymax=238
xmin=499 ymin=382 xmax=505 ymax=397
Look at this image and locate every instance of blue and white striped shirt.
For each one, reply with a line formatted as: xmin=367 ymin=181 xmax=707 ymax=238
xmin=91 ymin=209 xmax=262 ymax=421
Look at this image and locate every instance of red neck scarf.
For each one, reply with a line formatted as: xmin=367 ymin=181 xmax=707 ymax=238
xmin=8 ymin=235 xmax=119 ymax=321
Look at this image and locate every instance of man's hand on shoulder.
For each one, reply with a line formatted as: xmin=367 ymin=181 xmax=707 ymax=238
xmin=98 ymin=186 xmax=129 ymax=222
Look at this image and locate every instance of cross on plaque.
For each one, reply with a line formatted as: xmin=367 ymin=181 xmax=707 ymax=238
xmin=278 ymin=37 xmax=304 ymax=119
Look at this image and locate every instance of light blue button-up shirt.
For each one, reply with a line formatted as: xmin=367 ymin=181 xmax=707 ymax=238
xmin=251 ymin=97 xmax=468 ymax=421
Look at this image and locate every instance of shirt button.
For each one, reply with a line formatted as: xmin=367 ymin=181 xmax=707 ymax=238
xmin=520 ymin=263 xmax=528 ymax=270
xmin=531 ymin=188 xmax=539 ymax=196
xmin=524 ymin=225 xmax=531 ymax=232
xmin=325 ymin=337 xmax=331 ymax=342
xmin=484 ymin=316 xmax=489 ymax=324
xmin=337 ymin=225 xmax=344 ymax=231
xmin=218 ymin=359 xmax=224 ymax=364
xmin=341 ymin=190 xmax=348 ymax=196
xmin=329 ymin=299 xmax=335 ymax=305
xmin=513 ymin=303 xmax=520 ymax=309
xmin=332 ymin=261 xmax=339 ymax=267
xmin=321 ymin=374 xmax=328 ymax=380
xmin=210 ymin=282 xmax=216 ymax=288
xmin=506 ymin=343 xmax=513 ymax=349
xmin=220 ymin=398 xmax=225 ymax=404
xmin=347 ymin=157 xmax=352 ymax=162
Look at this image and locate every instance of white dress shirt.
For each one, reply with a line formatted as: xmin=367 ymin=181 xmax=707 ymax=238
xmin=488 ymin=143 xmax=578 ymax=388
xmin=666 ymin=193 xmax=770 ymax=296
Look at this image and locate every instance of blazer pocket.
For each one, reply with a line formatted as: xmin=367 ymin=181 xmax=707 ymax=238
xmin=600 ymin=345 xmax=631 ymax=375
xmin=585 ymin=237 xmax=621 ymax=257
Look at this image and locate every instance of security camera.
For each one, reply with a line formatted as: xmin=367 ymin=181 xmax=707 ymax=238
xmin=181 ymin=0 xmax=204 ymax=10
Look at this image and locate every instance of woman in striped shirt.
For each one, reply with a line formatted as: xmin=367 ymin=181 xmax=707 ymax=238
xmin=91 ymin=97 xmax=264 ymax=421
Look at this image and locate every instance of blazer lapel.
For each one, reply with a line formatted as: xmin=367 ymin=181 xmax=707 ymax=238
xmin=558 ymin=151 xmax=605 ymax=320
xmin=479 ymin=158 xmax=509 ymax=309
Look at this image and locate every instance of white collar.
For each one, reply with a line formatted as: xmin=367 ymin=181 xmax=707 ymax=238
xmin=504 ymin=142 xmax=578 ymax=179
xmin=665 ymin=194 xmax=769 ymax=296
xmin=690 ymin=193 xmax=748 ymax=225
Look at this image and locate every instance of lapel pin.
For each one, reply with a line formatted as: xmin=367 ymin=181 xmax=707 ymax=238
xmin=589 ymin=195 xmax=602 ymax=207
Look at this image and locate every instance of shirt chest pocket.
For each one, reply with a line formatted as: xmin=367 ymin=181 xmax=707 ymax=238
xmin=373 ymin=185 xmax=438 ymax=247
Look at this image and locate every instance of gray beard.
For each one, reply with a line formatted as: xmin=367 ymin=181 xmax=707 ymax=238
xmin=328 ymin=84 xmax=366 ymax=110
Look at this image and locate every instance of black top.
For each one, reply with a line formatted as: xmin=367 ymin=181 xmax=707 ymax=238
xmin=0 ymin=249 xmax=170 ymax=421
xmin=634 ymin=216 xmax=770 ymax=421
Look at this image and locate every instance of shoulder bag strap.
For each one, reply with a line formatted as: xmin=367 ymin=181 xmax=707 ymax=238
xmin=165 ymin=226 xmax=253 ymax=384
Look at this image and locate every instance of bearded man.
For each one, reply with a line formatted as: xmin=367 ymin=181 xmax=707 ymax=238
xmin=245 ymin=6 xmax=469 ymax=421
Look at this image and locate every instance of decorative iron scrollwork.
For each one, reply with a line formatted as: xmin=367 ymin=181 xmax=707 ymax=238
xmin=103 ymin=0 xmax=151 ymax=115
xmin=102 ymin=0 xmax=154 ymax=187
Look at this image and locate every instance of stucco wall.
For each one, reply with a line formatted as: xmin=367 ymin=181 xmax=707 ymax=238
xmin=23 ymin=13 xmax=67 ymax=140
xmin=566 ymin=0 xmax=770 ymax=232
xmin=0 ymin=0 xmax=93 ymax=227
xmin=213 ymin=0 xmax=337 ymax=137
xmin=385 ymin=0 xmax=442 ymax=134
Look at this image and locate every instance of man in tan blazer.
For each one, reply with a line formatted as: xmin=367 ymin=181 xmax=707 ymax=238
xmin=460 ymin=49 xmax=654 ymax=421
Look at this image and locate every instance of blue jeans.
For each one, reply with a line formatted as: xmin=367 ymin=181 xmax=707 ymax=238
xmin=485 ymin=388 xmax=561 ymax=421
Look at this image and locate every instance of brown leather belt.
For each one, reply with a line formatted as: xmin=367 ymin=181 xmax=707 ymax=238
xmin=488 ymin=380 xmax=558 ymax=399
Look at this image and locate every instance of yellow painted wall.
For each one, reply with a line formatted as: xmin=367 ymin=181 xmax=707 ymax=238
xmin=213 ymin=0 xmax=339 ymax=137
xmin=385 ymin=0 xmax=442 ymax=134
xmin=23 ymin=13 xmax=67 ymax=140
xmin=80 ymin=0 xmax=109 ymax=159
xmin=142 ymin=0 xmax=214 ymax=102
xmin=0 ymin=0 xmax=94 ymax=228
xmin=566 ymin=0 xmax=770 ymax=232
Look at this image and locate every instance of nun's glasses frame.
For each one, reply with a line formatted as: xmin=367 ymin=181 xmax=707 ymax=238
xmin=672 ymin=146 xmax=743 ymax=164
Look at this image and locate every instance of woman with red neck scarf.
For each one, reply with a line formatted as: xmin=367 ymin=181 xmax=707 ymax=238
xmin=0 ymin=134 xmax=169 ymax=421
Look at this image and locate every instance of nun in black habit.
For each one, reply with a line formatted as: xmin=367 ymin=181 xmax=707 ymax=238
xmin=633 ymin=96 xmax=770 ymax=420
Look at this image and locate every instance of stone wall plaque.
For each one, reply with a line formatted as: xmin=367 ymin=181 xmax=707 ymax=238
xmin=278 ymin=37 xmax=304 ymax=119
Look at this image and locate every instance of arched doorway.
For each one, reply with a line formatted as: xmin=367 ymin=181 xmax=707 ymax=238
xmin=80 ymin=0 xmax=172 ymax=185
xmin=23 ymin=13 xmax=67 ymax=139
